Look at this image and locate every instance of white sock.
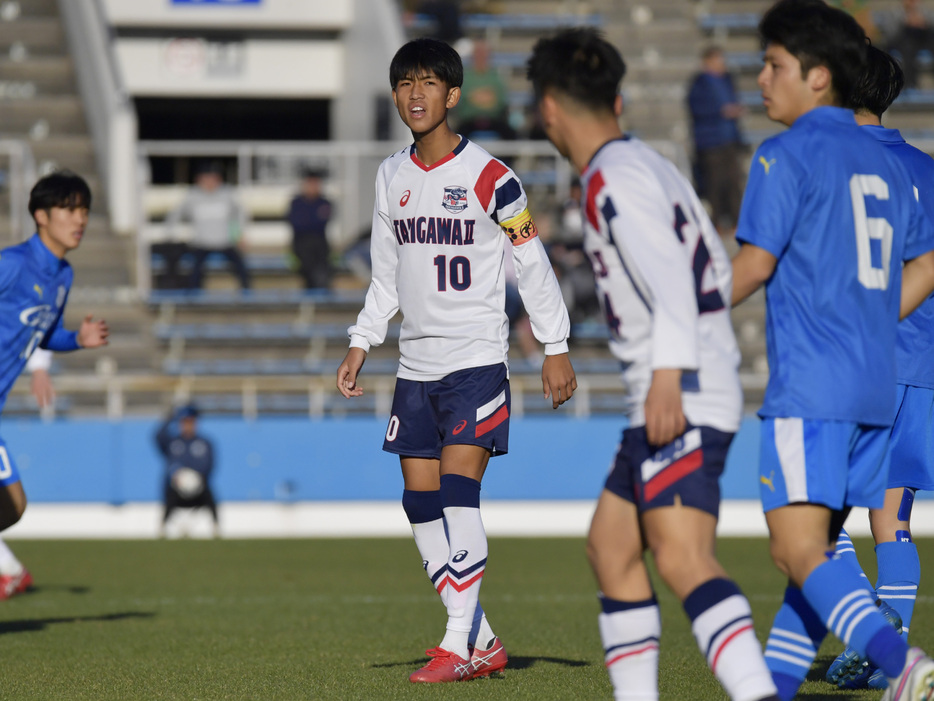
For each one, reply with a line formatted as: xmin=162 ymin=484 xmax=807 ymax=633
xmin=471 ymin=603 xmax=497 ymax=651
xmin=438 ymin=504 xmax=487 ymax=660
xmin=0 ymin=537 xmax=23 ymax=576
xmin=599 ymin=599 xmax=661 ymax=700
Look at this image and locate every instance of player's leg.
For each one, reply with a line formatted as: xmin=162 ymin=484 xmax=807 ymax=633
xmin=639 ymin=425 xmax=776 ymax=701
xmin=871 ymin=487 xmax=919 ymax=641
xmin=0 ymin=438 xmax=26 ymax=531
xmin=587 ymin=486 xmax=660 ymax=700
xmin=759 ymin=419 xmax=910 ymax=700
xmin=0 ymin=535 xmax=30 ymax=599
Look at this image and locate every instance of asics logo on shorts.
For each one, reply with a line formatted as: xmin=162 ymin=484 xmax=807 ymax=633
xmin=452 ymin=419 xmax=468 ymax=435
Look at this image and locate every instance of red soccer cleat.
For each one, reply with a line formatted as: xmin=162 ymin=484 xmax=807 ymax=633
xmin=0 ymin=569 xmax=33 ymax=600
xmin=468 ymin=636 xmax=508 ymax=678
xmin=409 ymin=647 xmax=473 ymax=683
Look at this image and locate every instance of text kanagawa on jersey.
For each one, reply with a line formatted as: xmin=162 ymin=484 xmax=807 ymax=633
xmin=392 ymin=217 xmax=476 ymax=246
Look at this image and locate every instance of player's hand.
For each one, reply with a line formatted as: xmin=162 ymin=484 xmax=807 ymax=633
xmin=542 ymin=353 xmax=577 ymax=409
xmin=337 ymin=347 xmax=367 ymax=398
xmin=30 ymin=369 xmax=55 ymax=409
xmin=77 ymin=315 xmax=109 ymax=348
xmin=644 ymin=368 xmax=686 ymax=446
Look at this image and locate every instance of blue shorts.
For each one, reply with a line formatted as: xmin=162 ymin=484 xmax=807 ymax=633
xmin=758 ymin=417 xmax=888 ymax=512
xmin=382 ymin=363 xmax=510 ymax=459
xmin=603 ymin=425 xmax=733 ymax=516
xmin=888 ymin=384 xmax=934 ymax=491
xmin=0 ymin=436 xmax=21 ymax=487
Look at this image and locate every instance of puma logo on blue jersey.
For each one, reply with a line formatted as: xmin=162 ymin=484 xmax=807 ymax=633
xmin=760 ymin=470 xmax=776 ymax=492
xmin=33 ymin=284 xmax=43 ymax=298
xmin=759 ymin=156 xmax=777 ymax=175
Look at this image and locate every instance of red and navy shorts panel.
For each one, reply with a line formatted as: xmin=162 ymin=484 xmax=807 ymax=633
xmin=604 ymin=425 xmax=734 ymax=516
xmin=382 ymin=363 xmax=510 ymax=459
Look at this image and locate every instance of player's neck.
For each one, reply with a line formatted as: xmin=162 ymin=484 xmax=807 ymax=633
xmin=412 ymin=122 xmax=461 ymax=167
xmin=854 ymin=111 xmax=882 ymax=127
xmin=568 ymin=118 xmax=624 ymax=173
xmin=37 ymin=230 xmax=66 ymax=259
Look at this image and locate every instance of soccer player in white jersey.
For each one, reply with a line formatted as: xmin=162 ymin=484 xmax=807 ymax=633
xmin=527 ymin=28 xmax=779 ymax=701
xmin=336 ymin=37 xmax=577 ymax=684
xmin=731 ymin=2 xmax=934 ymax=700
xmin=825 ymin=44 xmax=934 ymax=692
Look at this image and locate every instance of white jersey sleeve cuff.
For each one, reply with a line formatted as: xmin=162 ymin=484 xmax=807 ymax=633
xmin=543 ymin=341 xmax=569 ymax=356
xmin=349 ymin=334 xmax=371 ymax=353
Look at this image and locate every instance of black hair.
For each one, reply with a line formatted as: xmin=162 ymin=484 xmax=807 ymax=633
xmin=759 ymin=0 xmax=867 ymax=107
xmin=28 ymin=170 xmax=91 ymax=218
xmin=389 ymin=37 xmax=463 ymax=89
xmin=526 ymin=28 xmax=626 ymax=114
xmin=847 ymin=44 xmax=904 ymax=117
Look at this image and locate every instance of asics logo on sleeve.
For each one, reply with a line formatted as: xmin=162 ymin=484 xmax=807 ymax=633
xmin=759 ymin=156 xmax=777 ymax=175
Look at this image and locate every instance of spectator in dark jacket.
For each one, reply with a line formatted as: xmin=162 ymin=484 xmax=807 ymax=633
xmin=687 ymin=46 xmax=746 ymax=236
xmin=287 ymin=169 xmax=333 ymax=290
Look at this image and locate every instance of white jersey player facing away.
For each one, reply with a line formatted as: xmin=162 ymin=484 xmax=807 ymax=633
xmin=336 ymin=37 xmax=577 ymax=684
xmin=527 ymin=28 xmax=779 ymax=701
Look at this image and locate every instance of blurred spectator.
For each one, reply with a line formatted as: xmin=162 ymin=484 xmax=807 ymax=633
xmin=457 ymin=38 xmax=516 ymax=141
xmin=287 ymin=169 xmax=333 ymax=290
xmin=883 ymin=0 xmax=934 ymax=88
xmin=404 ymin=0 xmax=464 ymax=45
xmin=155 ymin=404 xmax=219 ymax=539
xmin=829 ymin=0 xmax=879 ymax=42
xmin=549 ymin=181 xmax=597 ymax=324
xmin=687 ymin=45 xmax=746 ymax=236
xmin=165 ymin=163 xmax=251 ymax=290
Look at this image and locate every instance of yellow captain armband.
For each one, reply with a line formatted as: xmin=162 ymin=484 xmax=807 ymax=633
xmin=501 ymin=209 xmax=538 ymax=245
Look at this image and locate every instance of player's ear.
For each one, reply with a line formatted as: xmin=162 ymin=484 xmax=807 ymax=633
xmin=614 ymin=93 xmax=624 ymax=118
xmin=33 ymin=209 xmax=49 ymax=229
xmin=539 ymin=93 xmax=558 ymax=125
xmin=446 ymin=86 xmax=460 ymax=109
xmin=806 ymin=64 xmax=832 ymax=97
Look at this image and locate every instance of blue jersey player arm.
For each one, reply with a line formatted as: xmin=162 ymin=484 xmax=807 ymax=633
xmin=732 ymin=140 xmax=802 ymax=305
xmin=40 ymin=308 xmax=80 ymax=352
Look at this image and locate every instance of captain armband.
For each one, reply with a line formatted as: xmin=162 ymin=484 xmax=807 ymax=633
xmin=500 ymin=209 xmax=538 ymax=246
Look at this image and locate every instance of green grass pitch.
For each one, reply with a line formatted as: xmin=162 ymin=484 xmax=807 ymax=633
xmin=0 ymin=536 xmax=929 ymax=700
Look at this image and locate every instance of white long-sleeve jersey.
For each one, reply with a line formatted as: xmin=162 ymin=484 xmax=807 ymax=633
xmin=581 ymin=137 xmax=741 ymax=432
xmin=349 ymin=138 xmax=570 ymax=380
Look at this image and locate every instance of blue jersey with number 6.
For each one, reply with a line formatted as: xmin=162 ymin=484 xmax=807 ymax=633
xmin=736 ymin=106 xmax=934 ymax=426
xmin=0 ymin=234 xmax=79 ymax=410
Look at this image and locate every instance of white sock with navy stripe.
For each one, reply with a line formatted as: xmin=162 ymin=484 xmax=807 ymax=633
xmin=438 ymin=474 xmax=486 ymax=661
xmin=684 ymin=578 xmax=777 ymax=701
xmin=599 ymin=595 xmax=661 ymax=700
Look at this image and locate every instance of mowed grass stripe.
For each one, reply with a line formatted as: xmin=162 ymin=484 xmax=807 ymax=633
xmin=0 ymin=537 xmax=928 ymax=700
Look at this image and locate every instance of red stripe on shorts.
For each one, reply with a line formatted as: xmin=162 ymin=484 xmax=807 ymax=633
xmin=642 ymin=448 xmax=703 ymax=502
xmin=475 ymin=405 xmax=509 ymax=437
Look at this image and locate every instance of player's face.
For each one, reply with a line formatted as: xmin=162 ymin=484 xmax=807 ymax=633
xmin=758 ymin=43 xmax=815 ymax=127
xmin=35 ymin=204 xmax=88 ymax=258
xmin=392 ymin=69 xmax=459 ymax=136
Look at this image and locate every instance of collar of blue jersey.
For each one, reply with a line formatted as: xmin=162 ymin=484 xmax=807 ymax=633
xmin=862 ymin=124 xmax=906 ymax=145
xmin=28 ymin=232 xmax=68 ymax=275
xmin=585 ymin=134 xmax=632 ymax=172
xmin=793 ymin=105 xmax=856 ymax=129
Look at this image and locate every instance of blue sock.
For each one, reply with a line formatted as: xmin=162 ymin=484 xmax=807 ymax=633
xmin=875 ymin=539 xmax=920 ymax=642
xmin=833 ymin=527 xmax=874 ymax=595
xmin=764 ymin=586 xmax=826 ymax=701
xmin=802 ymin=557 xmax=907 ymax=677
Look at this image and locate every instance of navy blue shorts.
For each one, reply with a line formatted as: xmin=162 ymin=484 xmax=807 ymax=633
xmin=382 ymin=363 xmax=510 ymax=459
xmin=604 ymin=425 xmax=733 ymax=516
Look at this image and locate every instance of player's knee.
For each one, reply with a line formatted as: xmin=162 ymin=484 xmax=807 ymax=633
xmin=0 ymin=497 xmax=26 ymax=531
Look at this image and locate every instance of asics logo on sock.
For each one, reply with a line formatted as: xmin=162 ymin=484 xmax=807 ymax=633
xmin=453 ymin=550 xmax=468 ymax=563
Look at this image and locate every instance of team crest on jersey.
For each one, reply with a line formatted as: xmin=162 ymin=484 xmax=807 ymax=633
xmin=442 ymin=186 xmax=468 ymax=213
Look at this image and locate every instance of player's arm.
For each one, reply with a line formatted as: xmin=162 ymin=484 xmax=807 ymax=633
xmin=501 ymin=191 xmax=576 ymax=408
xmin=339 ymin=172 xmax=399 ymax=397
xmin=901 ymin=250 xmax=934 ymax=319
xmin=607 ymin=178 xmax=699 ymax=446
xmin=25 ymin=347 xmax=55 ymax=409
xmin=731 ymin=243 xmax=777 ymax=306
